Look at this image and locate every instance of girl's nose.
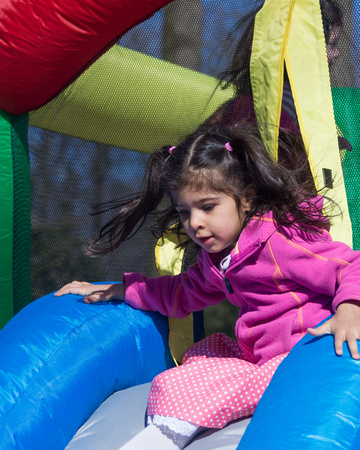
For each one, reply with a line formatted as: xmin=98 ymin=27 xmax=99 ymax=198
xmin=189 ymin=211 xmax=204 ymax=230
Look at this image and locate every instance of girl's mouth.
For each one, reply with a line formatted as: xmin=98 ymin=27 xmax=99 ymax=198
xmin=199 ymin=236 xmax=214 ymax=245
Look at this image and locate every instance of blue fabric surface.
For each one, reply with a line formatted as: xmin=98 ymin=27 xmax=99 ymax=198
xmin=0 ymin=288 xmax=173 ymax=449
xmin=238 ymin=319 xmax=360 ymax=449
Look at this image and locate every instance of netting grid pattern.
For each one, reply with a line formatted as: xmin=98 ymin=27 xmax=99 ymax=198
xmin=28 ymin=0 xmax=359 ymax=336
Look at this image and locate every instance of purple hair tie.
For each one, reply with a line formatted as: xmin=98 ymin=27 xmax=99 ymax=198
xmin=225 ymin=142 xmax=233 ymax=152
xmin=169 ymin=146 xmax=176 ymax=154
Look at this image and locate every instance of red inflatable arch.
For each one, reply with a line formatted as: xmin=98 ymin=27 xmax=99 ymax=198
xmin=0 ymin=0 xmax=172 ymax=115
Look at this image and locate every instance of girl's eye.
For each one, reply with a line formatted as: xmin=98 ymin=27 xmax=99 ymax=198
xmin=177 ymin=209 xmax=189 ymax=217
xmin=202 ymin=204 xmax=214 ymax=212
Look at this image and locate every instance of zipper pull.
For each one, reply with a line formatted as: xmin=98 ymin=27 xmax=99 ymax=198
xmin=223 ymin=276 xmax=233 ymax=294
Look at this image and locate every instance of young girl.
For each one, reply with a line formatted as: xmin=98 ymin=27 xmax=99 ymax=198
xmin=56 ymin=123 xmax=360 ymax=449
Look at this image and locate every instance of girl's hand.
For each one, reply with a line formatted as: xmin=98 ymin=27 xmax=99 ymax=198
xmin=54 ymin=281 xmax=125 ymax=304
xmin=307 ymin=300 xmax=360 ymax=360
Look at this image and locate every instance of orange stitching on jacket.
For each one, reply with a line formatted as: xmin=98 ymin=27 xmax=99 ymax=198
xmin=276 ymin=231 xmax=350 ymax=266
xmin=266 ymin=240 xmax=304 ymax=333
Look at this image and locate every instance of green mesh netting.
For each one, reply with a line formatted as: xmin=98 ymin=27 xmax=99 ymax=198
xmin=327 ymin=2 xmax=360 ymax=248
xmin=333 ymin=88 xmax=360 ymax=249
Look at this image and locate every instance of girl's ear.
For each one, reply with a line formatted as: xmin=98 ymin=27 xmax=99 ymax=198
xmin=241 ymin=184 xmax=256 ymax=212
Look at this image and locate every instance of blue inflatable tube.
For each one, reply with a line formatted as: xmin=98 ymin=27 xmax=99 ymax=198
xmin=237 ymin=319 xmax=360 ymax=449
xmin=4 ymin=293 xmax=360 ymax=449
xmin=0 ymin=287 xmax=174 ymax=449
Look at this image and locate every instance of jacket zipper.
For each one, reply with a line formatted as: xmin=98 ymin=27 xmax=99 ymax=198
xmin=223 ymin=276 xmax=234 ymax=294
xmin=205 ymin=253 xmax=236 ymax=295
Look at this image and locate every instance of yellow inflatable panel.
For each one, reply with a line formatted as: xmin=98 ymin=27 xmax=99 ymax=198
xmin=155 ymin=228 xmax=195 ymax=364
xmin=251 ymin=0 xmax=352 ymax=247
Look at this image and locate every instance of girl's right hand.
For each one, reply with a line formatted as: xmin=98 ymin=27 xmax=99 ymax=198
xmin=54 ymin=281 xmax=125 ymax=304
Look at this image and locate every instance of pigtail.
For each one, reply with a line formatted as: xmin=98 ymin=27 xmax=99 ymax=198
xmin=86 ymin=146 xmax=172 ymax=255
xmin=228 ymin=123 xmax=333 ymax=231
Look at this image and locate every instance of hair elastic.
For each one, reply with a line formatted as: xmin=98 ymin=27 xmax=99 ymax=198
xmin=168 ymin=146 xmax=176 ymax=154
xmin=225 ymin=142 xmax=233 ymax=152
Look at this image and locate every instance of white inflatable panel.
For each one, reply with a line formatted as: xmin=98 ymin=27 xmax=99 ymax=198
xmin=67 ymin=383 xmax=251 ymax=449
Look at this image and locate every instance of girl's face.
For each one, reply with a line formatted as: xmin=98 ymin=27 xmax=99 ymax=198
xmin=171 ymin=185 xmax=250 ymax=254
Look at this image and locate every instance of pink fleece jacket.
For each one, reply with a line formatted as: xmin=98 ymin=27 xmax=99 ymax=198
xmin=124 ymin=210 xmax=360 ymax=365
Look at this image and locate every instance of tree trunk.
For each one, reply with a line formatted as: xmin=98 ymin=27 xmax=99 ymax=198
xmin=162 ymin=0 xmax=203 ymax=71
xmin=330 ymin=0 xmax=358 ymax=87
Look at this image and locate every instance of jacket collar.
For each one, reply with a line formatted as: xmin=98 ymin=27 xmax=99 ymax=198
xmin=231 ymin=213 xmax=279 ymax=261
xmin=204 ymin=211 xmax=278 ymax=269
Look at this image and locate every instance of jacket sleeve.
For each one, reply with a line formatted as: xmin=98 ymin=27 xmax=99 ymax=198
xmin=272 ymin=229 xmax=360 ymax=312
xmin=123 ymin=253 xmax=226 ymax=318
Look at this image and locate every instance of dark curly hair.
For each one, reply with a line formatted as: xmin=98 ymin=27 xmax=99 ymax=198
xmin=86 ymin=122 xmax=332 ymax=255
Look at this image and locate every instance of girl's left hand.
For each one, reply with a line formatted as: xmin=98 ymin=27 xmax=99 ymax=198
xmin=307 ymin=300 xmax=360 ymax=360
xmin=54 ymin=281 xmax=125 ymax=303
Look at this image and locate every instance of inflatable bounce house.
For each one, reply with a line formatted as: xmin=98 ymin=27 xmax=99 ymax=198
xmin=1 ymin=0 xmax=360 ymax=448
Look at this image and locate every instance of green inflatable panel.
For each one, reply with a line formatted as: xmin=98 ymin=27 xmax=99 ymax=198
xmin=0 ymin=111 xmax=31 ymax=328
xmin=332 ymin=87 xmax=360 ymax=250
xmin=29 ymin=46 xmax=234 ymax=153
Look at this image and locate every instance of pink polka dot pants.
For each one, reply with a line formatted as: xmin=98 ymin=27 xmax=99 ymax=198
xmin=147 ymin=333 xmax=287 ymax=429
